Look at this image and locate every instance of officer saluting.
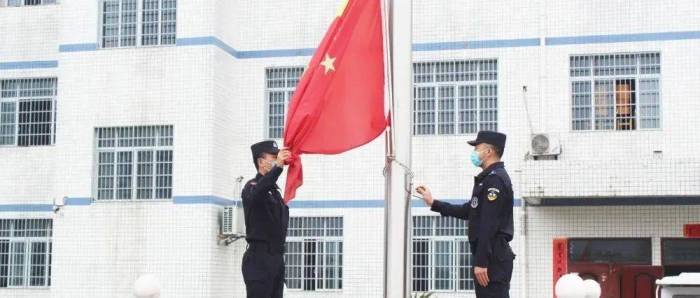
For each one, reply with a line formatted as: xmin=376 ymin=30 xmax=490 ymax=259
xmin=241 ymin=140 xmax=291 ymax=298
xmin=416 ymin=131 xmax=515 ymax=298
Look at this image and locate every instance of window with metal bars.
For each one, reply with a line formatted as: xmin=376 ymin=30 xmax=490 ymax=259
xmin=285 ymin=217 xmax=343 ymax=291
xmin=0 ymin=78 xmax=57 ymax=147
xmin=100 ymin=0 xmax=176 ymax=48
xmin=412 ymin=216 xmax=473 ymax=292
xmin=1 ymin=0 xmax=56 ymax=6
xmin=265 ymin=67 xmax=305 ymax=139
xmin=570 ymin=52 xmax=661 ymax=131
xmin=0 ymin=219 xmax=52 ymax=288
xmin=265 ymin=61 xmax=498 ymax=138
xmin=94 ymin=125 xmax=173 ymax=201
xmin=413 ymin=60 xmax=498 ymax=135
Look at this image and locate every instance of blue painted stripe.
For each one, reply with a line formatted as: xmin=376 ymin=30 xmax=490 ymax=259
xmin=546 ymin=31 xmax=700 ymax=46
xmin=64 ymin=198 xmax=92 ymax=206
xmin=58 ymin=43 xmax=98 ymax=52
xmin=289 ymin=200 xmax=383 ymax=209
xmin=0 ymin=60 xmax=58 ymax=70
xmin=538 ymin=196 xmax=700 ymax=207
xmin=7 ymin=196 xmax=697 ymax=211
xmin=411 ymin=198 xmax=522 ymax=208
xmin=177 ymin=36 xmax=316 ymax=59
xmin=413 ymin=38 xmax=540 ymax=52
xmin=57 ymin=30 xmax=700 ymax=59
xmin=177 ymin=36 xmax=237 ymax=57
xmin=176 ymin=36 xmax=218 ymax=46
xmin=237 ymin=48 xmax=316 ymax=59
xmin=413 ymin=41 xmax=467 ymax=52
xmin=173 ymin=195 xmax=239 ymax=207
xmin=0 ymin=197 xmax=521 ymax=210
xmin=467 ymin=38 xmax=540 ymax=49
xmin=0 ymin=204 xmax=53 ymax=212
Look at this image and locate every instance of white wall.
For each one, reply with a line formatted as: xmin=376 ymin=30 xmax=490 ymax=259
xmin=1 ymin=0 xmax=699 ymax=297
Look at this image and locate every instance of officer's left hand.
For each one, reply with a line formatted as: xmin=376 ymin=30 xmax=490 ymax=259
xmin=474 ymin=266 xmax=489 ymax=287
xmin=415 ymin=185 xmax=434 ymax=207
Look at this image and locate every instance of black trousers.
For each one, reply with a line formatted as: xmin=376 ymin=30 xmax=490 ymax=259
xmin=471 ymin=237 xmax=515 ymax=298
xmin=242 ymin=247 xmax=285 ymax=298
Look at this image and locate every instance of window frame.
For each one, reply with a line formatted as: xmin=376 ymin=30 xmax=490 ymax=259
xmin=92 ymin=125 xmax=174 ymax=202
xmin=97 ymin=0 xmax=177 ymax=49
xmin=0 ymin=78 xmax=58 ymax=147
xmin=568 ymin=52 xmax=663 ymax=132
xmin=263 ymin=66 xmax=305 ymax=139
xmin=412 ymin=59 xmax=499 ymax=136
xmin=284 ymin=216 xmax=343 ymax=292
xmin=411 ymin=215 xmax=474 ymax=293
xmin=0 ymin=219 xmax=52 ymax=289
xmin=1 ymin=0 xmax=57 ymax=7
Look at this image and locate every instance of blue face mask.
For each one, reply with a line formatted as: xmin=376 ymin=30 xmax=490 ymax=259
xmin=470 ymin=150 xmax=483 ymax=167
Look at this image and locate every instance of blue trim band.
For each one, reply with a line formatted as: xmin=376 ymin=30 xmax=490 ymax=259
xmin=289 ymin=200 xmax=383 ymax=209
xmin=0 ymin=204 xmax=53 ymax=212
xmin=467 ymin=38 xmax=541 ymax=49
xmin=538 ymin=196 xmax=700 ymax=206
xmin=56 ymin=30 xmax=700 ymax=59
xmin=58 ymin=43 xmax=98 ymax=52
xmin=237 ymin=48 xmax=316 ymax=59
xmin=175 ymin=36 xmax=217 ymax=47
xmin=64 ymin=198 xmax=92 ymax=206
xmin=173 ymin=195 xmax=238 ymax=206
xmin=5 ymin=196 xmax=698 ymax=212
xmin=546 ymin=31 xmax=700 ymax=46
xmin=413 ymin=41 xmax=468 ymax=52
xmin=0 ymin=60 xmax=58 ymax=70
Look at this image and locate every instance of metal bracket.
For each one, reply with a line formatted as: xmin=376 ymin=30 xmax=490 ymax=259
xmin=217 ymin=234 xmax=245 ymax=246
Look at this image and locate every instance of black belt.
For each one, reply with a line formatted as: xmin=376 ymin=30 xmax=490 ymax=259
xmin=469 ymin=232 xmax=513 ymax=244
xmin=247 ymin=241 xmax=285 ymax=254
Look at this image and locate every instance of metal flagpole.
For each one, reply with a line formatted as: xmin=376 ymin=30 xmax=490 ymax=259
xmin=383 ymin=0 xmax=413 ymax=297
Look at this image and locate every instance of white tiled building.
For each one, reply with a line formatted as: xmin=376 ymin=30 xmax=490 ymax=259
xmin=1 ymin=0 xmax=699 ymax=297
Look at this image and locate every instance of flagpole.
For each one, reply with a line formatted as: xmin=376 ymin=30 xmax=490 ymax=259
xmin=383 ymin=0 xmax=412 ymax=297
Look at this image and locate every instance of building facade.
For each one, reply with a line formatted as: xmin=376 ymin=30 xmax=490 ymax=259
xmin=1 ymin=0 xmax=699 ymax=297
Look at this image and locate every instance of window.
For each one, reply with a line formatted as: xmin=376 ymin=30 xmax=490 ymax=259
xmin=0 ymin=78 xmax=57 ymax=147
xmin=570 ymin=53 xmax=661 ymax=131
xmin=568 ymin=238 xmax=652 ymax=264
xmin=100 ymin=0 xmax=176 ymax=48
xmin=265 ymin=67 xmax=304 ymax=139
xmin=412 ymin=216 xmax=473 ymax=292
xmin=661 ymin=238 xmax=700 ymax=276
xmin=0 ymin=219 xmax=52 ymax=288
xmin=285 ymin=217 xmax=343 ymax=291
xmin=94 ymin=125 xmax=173 ymax=200
xmin=413 ymin=60 xmax=498 ymax=135
xmin=2 ymin=0 xmax=56 ymax=7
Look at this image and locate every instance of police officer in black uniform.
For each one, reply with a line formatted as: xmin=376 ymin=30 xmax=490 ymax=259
xmin=241 ymin=140 xmax=291 ymax=298
xmin=416 ymin=131 xmax=515 ymax=298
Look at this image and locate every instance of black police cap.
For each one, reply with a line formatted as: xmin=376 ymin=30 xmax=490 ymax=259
xmin=468 ymin=131 xmax=507 ymax=150
xmin=250 ymin=140 xmax=280 ymax=168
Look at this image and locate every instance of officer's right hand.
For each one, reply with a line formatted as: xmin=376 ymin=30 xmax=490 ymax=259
xmin=276 ymin=149 xmax=291 ymax=167
xmin=415 ymin=185 xmax=434 ymax=207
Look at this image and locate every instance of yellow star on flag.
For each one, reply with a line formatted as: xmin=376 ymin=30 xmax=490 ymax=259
xmin=320 ymin=54 xmax=336 ymax=74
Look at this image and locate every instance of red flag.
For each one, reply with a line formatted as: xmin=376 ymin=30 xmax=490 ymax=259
xmin=283 ymin=0 xmax=387 ymax=202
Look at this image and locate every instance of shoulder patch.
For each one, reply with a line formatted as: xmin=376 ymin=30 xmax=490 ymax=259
xmin=487 ymin=188 xmax=500 ymax=201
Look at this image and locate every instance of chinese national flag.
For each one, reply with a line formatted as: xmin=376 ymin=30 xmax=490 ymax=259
xmin=283 ymin=0 xmax=387 ymax=202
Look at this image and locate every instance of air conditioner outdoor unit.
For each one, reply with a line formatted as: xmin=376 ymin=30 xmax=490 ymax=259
xmin=221 ymin=205 xmax=245 ymax=236
xmin=530 ymin=133 xmax=562 ymax=157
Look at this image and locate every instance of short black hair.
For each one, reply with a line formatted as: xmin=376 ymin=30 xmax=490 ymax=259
xmin=487 ymin=144 xmax=504 ymax=158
